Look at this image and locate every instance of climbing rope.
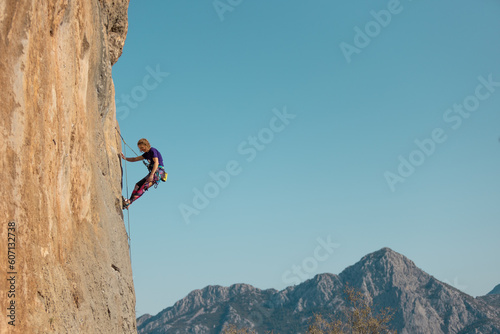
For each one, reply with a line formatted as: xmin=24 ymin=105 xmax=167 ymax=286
xmin=116 ymin=127 xmax=139 ymax=155
xmin=124 ymin=142 xmax=132 ymax=261
xmin=115 ymin=127 xmax=133 ymax=261
xmin=115 ymin=127 xmax=149 ymax=168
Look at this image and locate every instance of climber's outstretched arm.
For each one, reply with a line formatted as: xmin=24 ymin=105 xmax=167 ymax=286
xmin=120 ymin=153 xmax=144 ymax=162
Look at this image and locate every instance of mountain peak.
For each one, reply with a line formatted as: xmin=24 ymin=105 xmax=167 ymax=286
xmin=360 ymin=247 xmax=418 ymax=271
xmin=345 ymin=247 xmax=416 ymax=272
xmin=339 ymin=247 xmax=422 ymax=294
xmin=365 ymin=247 xmax=410 ymax=261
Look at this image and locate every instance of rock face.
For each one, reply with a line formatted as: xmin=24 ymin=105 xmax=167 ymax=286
xmin=138 ymin=248 xmax=500 ymax=334
xmin=0 ymin=0 xmax=134 ymax=333
xmin=478 ymin=285 xmax=500 ymax=312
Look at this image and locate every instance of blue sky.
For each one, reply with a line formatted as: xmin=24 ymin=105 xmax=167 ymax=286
xmin=113 ymin=0 xmax=500 ymax=316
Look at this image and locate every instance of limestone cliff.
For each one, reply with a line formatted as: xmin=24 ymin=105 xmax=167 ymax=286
xmin=0 ymin=0 xmax=135 ymax=333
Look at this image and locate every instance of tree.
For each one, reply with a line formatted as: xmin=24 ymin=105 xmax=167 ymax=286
xmin=220 ymin=286 xmax=395 ymax=334
xmin=221 ymin=324 xmax=276 ymax=334
xmin=221 ymin=324 xmax=257 ymax=334
xmin=308 ymin=285 xmax=396 ymax=334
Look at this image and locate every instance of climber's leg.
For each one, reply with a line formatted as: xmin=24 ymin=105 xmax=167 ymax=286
xmin=127 ymin=175 xmax=155 ymax=205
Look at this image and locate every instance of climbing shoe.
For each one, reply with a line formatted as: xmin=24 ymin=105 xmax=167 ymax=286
xmin=122 ymin=197 xmax=130 ymax=210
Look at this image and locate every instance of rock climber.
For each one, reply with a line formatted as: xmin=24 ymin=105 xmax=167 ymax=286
xmin=121 ymin=138 xmax=167 ymax=209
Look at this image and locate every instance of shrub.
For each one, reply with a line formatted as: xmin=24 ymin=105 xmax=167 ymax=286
xmin=308 ymin=285 xmax=396 ymax=334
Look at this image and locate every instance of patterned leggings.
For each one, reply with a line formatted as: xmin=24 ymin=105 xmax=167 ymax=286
xmin=128 ymin=167 xmax=165 ymax=204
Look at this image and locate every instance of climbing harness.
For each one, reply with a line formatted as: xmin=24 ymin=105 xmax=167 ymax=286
xmin=149 ymin=165 xmax=167 ymax=189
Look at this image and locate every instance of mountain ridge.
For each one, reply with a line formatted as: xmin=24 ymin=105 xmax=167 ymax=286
xmin=138 ymin=248 xmax=500 ymax=334
xmin=489 ymin=284 xmax=500 ymax=295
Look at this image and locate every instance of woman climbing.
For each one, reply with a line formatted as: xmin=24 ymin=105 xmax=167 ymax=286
xmin=121 ymin=138 xmax=167 ymax=209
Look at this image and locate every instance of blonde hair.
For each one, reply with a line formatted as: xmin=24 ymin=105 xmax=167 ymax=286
xmin=137 ymin=138 xmax=151 ymax=150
